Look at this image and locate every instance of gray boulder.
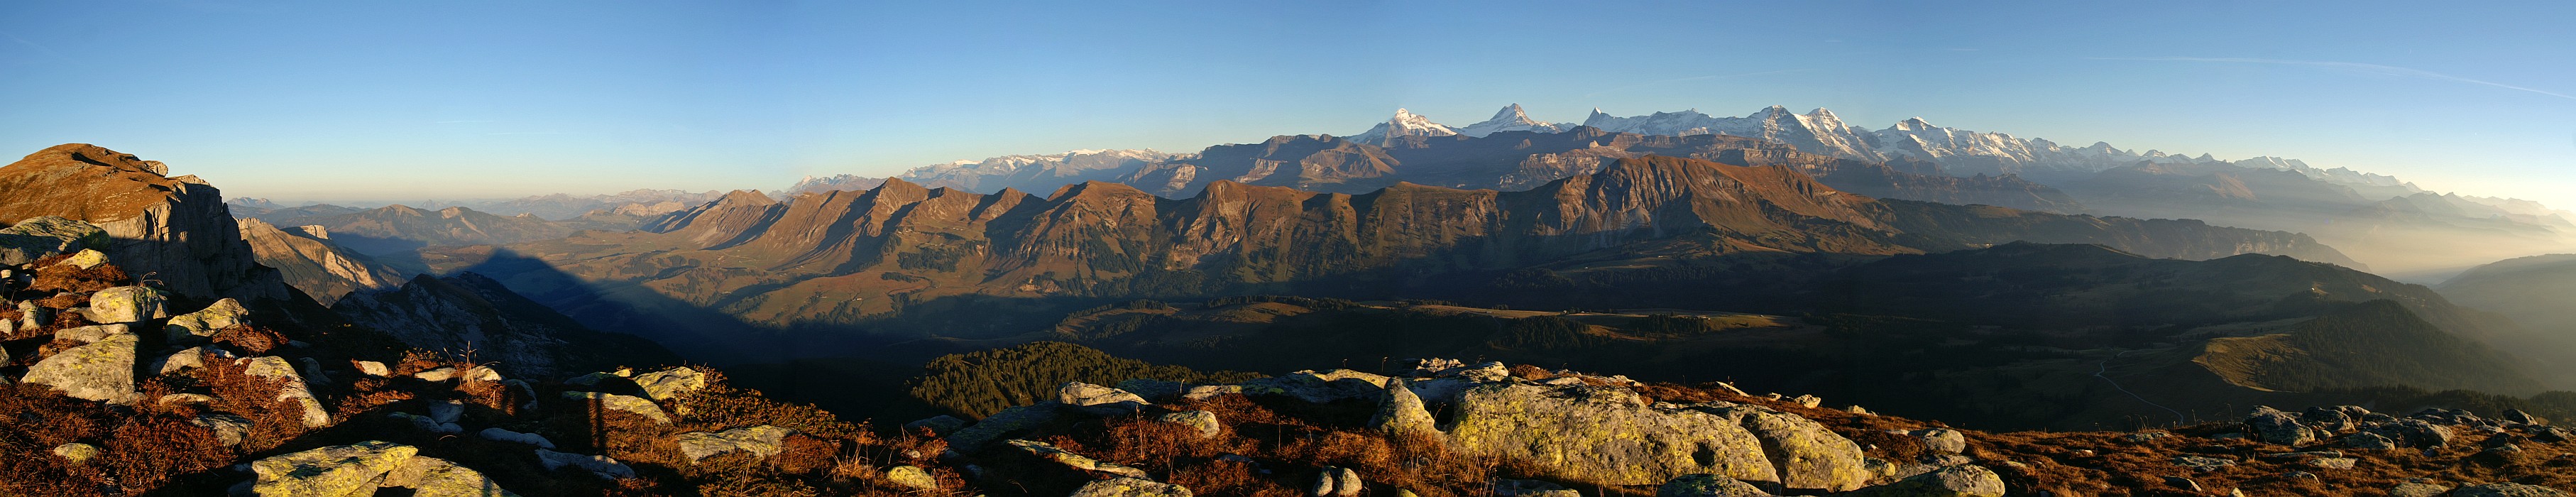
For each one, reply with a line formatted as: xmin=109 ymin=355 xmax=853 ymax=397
xmin=23 ymin=333 xmax=141 ymax=404
xmin=2391 ymin=482 xmax=2455 ymax=497
xmin=1058 ymin=381 xmax=1150 ymax=415
xmin=1913 ymin=427 xmax=1968 ymax=454
xmin=245 ymin=356 xmax=333 ymax=427
xmin=1069 ymin=477 xmax=1193 ymax=497
xmin=163 ymin=297 xmax=248 ymax=342
xmin=2346 ymin=432 xmax=2399 ymax=450
xmin=2247 ymin=406 xmax=2315 ymax=446
xmin=1004 ymin=439 xmax=1149 ymax=479
xmin=1446 ymin=383 xmax=1778 ymax=487
xmin=1310 ymin=466 xmax=1362 ymax=497
xmin=379 ymin=456 xmax=520 ymax=496
xmin=1658 ymin=474 xmax=1772 ymax=497
xmin=1699 ymin=405 xmax=1872 ymax=492
xmin=561 ymin=391 xmax=670 ymax=424
xmin=2448 ymin=483 xmax=2572 ymax=497
xmin=631 ymin=366 xmax=707 ymax=402
xmin=191 ymin=413 xmax=253 ymax=447
xmin=1838 ymin=464 xmax=2007 ymax=497
xmin=535 ymin=449 xmax=635 ymax=479
xmin=1492 ymin=479 xmax=1579 ymax=497
xmin=1368 ymin=378 xmax=1441 ymax=439
xmin=56 ymin=323 xmax=130 ymax=344
xmin=248 ymin=441 xmax=420 ymax=497
xmin=478 ymin=427 xmax=555 ymax=449
xmin=1160 ymin=410 xmax=1223 ymax=439
xmin=674 ymin=425 xmax=796 ymax=463
xmin=2504 ymin=409 xmax=2549 ymax=426
xmin=82 ymin=286 xmax=167 ymax=324
xmin=1242 ymin=370 xmax=1391 ymax=404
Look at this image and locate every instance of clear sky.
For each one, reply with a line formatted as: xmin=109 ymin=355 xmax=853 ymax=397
xmin=1 ymin=1 xmax=2570 ymax=206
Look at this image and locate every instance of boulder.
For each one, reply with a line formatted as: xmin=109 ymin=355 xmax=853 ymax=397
xmin=461 ymin=366 xmax=503 ymax=383
xmin=1058 ymin=381 xmax=1150 ymax=415
xmin=52 ymin=442 xmax=99 ymax=464
xmin=150 ymin=345 xmax=235 ymax=375
xmin=887 ymin=464 xmax=940 ymax=490
xmin=631 ymin=366 xmax=706 ymax=401
xmin=478 ymin=427 xmax=556 ymax=449
xmin=904 ymin=415 xmax=968 ymax=435
xmin=352 ymin=361 xmax=390 ymax=376
xmin=2304 ymin=406 xmax=2355 ymax=433
xmin=1492 ymin=479 xmax=1579 ymax=497
xmin=390 ymin=412 xmax=464 ymax=435
xmin=1658 ymin=474 xmax=1772 ymax=497
xmin=158 ymin=393 xmax=216 ymax=406
xmin=1913 ymin=428 xmax=1968 ymax=454
xmin=2346 ymin=432 xmax=2399 ymax=450
xmin=2174 ymin=455 xmax=2235 ymax=471
xmin=2308 ymin=457 xmax=2357 ymax=469
xmin=534 ymin=449 xmax=635 ymax=479
xmin=1068 ymin=477 xmax=1193 ymax=497
xmin=379 ymin=456 xmax=520 ymax=497
xmin=1838 ymin=464 xmax=2006 ymax=497
xmin=2504 ymin=409 xmax=2550 ymax=426
xmin=1181 ymin=384 xmax=1244 ymax=400
xmin=2448 ymin=484 xmax=2572 ymax=497
xmin=0 ymin=216 xmax=108 ymax=266
xmin=57 ymin=323 xmax=131 ymax=344
xmin=163 ymin=297 xmax=248 ymax=342
xmin=561 ymin=391 xmax=671 ymax=424
xmin=415 ymin=367 xmax=459 ymax=382
xmin=249 ymin=441 xmax=421 ymax=497
xmin=17 ymin=300 xmax=50 ymax=331
xmin=428 ymin=400 xmax=464 ymax=424
xmin=50 ymin=248 xmax=108 ymax=269
xmin=82 ymin=286 xmax=167 ymax=324
xmin=1369 ymin=378 xmax=1441 ymax=439
xmin=2247 ymin=406 xmax=2314 ymax=446
xmin=2378 ymin=420 xmax=2454 ymax=448
xmin=1446 ymin=383 xmax=1778 ymax=487
xmin=1701 ymin=405 xmax=1871 ymax=492
xmin=1243 ymin=371 xmax=1392 ymax=404
xmin=946 ymin=403 xmax=1061 ymax=449
xmin=244 ymin=356 xmax=333 ymax=427
xmin=1310 ymin=466 xmax=1363 ymax=497
xmin=1160 ymin=410 xmax=1223 ymax=439
xmin=674 ymin=425 xmax=796 ymax=463
xmin=1005 ymin=439 xmax=1149 ymax=479
xmin=23 ymin=333 xmax=141 ymax=404
xmin=2389 ymin=481 xmax=2452 ymax=497
xmin=192 ymin=413 xmax=254 ymax=447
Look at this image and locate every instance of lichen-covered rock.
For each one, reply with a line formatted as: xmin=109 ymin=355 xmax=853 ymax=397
xmin=150 ymin=345 xmax=234 ymax=375
xmin=1657 ymin=474 xmax=1771 ymax=497
xmin=23 ymin=333 xmax=141 ymax=404
xmin=0 ymin=216 xmax=109 ymax=266
xmin=192 ymin=413 xmax=253 ymax=447
xmin=83 ymin=286 xmax=168 ymax=324
xmin=561 ymin=391 xmax=670 ymax=424
xmin=2347 ymin=432 xmax=2399 ymax=449
xmin=1701 ymin=405 xmax=1871 ymax=492
xmin=163 ymin=297 xmax=248 ymax=342
xmin=632 ymin=366 xmax=706 ymax=401
xmin=887 ymin=465 xmax=940 ymax=490
xmin=52 ymin=442 xmax=99 ymax=464
xmin=1182 ymin=384 xmax=1244 ymax=400
xmin=674 ymin=425 xmax=796 ymax=463
xmin=245 ymin=356 xmax=333 ymax=427
xmin=2448 ymin=483 xmax=2572 ymax=497
xmin=57 ymin=323 xmax=131 ymax=344
xmin=380 ymin=456 xmax=520 ymax=497
xmin=535 ymin=449 xmax=635 ymax=479
xmin=51 ymin=248 xmax=109 ymax=269
xmin=1369 ymin=378 xmax=1441 ymax=439
xmin=1493 ymin=479 xmax=1580 ymax=497
xmin=1160 ymin=410 xmax=1223 ymax=439
xmin=1069 ymin=477 xmax=1193 ymax=497
xmin=1005 ymin=439 xmax=1150 ymax=479
xmin=2247 ymin=406 xmax=2315 ymax=447
xmin=1310 ymin=466 xmax=1363 ymax=497
xmin=478 ymin=427 xmax=555 ymax=449
xmin=1447 ymin=383 xmax=1777 ymax=486
xmin=2377 ymin=420 xmax=2454 ymax=448
xmin=249 ymin=441 xmax=420 ymax=497
xmin=1058 ymin=381 xmax=1150 ymax=415
xmin=1243 ymin=370 xmax=1391 ymax=404
xmin=1838 ymin=464 xmax=2006 ymax=497
xmin=2390 ymin=482 xmax=2455 ymax=497
xmin=1914 ymin=428 xmax=1967 ymax=454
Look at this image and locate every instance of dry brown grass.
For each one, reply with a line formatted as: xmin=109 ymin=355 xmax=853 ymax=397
xmin=27 ymin=258 xmax=130 ymax=294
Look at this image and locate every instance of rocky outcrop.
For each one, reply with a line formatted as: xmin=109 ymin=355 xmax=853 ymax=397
xmin=164 ymin=297 xmax=248 ymax=342
xmin=1838 ymin=465 xmax=2005 ymax=497
xmin=22 ymin=333 xmax=141 ymax=404
xmin=1069 ymin=477 xmax=1194 ymax=497
xmin=236 ymin=217 xmax=406 ymax=305
xmin=334 ymin=273 xmax=676 ymax=378
xmin=1445 ymin=383 xmax=1779 ymax=486
xmin=249 ymin=442 xmax=517 ymax=497
xmin=632 ymin=366 xmax=708 ymax=401
xmin=673 ymin=425 xmax=795 ymax=463
xmin=563 ymin=391 xmax=672 ymax=424
xmin=0 ymin=144 xmax=288 ymax=300
xmin=244 ymin=356 xmax=334 ymax=427
xmin=0 ymin=216 xmax=107 ymax=265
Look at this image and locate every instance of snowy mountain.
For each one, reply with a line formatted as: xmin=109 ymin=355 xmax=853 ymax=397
xmin=1453 ymin=104 xmax=1571 ymax=137
xmin=792 ymin=148 xmax=1185 ymax=195
xmin=1344 ymin=109 xmax=1460 ymax=145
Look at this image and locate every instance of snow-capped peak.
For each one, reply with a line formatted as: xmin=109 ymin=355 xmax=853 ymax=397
xmin=1456 ymin=104 xmax=1570 ymax=138
xmin=1347 ymin=107 xmax=1461 ymax=144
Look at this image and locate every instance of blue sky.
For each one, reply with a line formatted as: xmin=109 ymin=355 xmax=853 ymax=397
xmin=1 ymin=1 xmax=2570 ymax=206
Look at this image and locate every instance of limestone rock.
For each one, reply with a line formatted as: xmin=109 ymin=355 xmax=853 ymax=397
xmin=1838 ymin=464 xmax=2007 ymax=497
xmin=1704 ymin=405 xmax=1872 ymax=492
xmin=415 ymin=367 xmax=459 ymax=382
xmin=192 ymin=413 xmax=254 ymax=447
xmin=249 ymin=441 xmax=420 ymax=497
xmin=1160 ymin=410 xmax=1223 ymax=439
xmin=51 ymin=248 xmax=109 ymax=269
xmin=0 ymin=217 xmax=109 ymax=266
xmin=535 ymin=449 xmax=635 ymax=479
xmin=1368 ymin=378 xmax=1441 ymax=439
xmin=353 ymin=360 xmax=390 ymax=376
xmin=1005 ymin=439 xmax=1149 ymax=479
xmin=244 ymin=356 xmax=333 ymax=427
xmin=886 ymin=465 xmax=939 ymax=490
xmin=1058 ymin=381 xmax=1150 ymax=415
xmin=23 ymin=333 xmax=141 ymax=404
xmin=1069 ymin=477 xmax=1194 ymax=497
xmin=674 ymin=425 xmax=796 ymax=463
xmin=1657 ymin=474 xmax=1771 ymax=497
xmin=2448 ymin=483 xmax=2572 ymax=497
xmin=57 ymin=323 xmax=131 ymax=344
xmin=478 ymin=427 xmax=556 ymax=449
xmin=0 ymin=145 xmax=292 ymax=301
xmin=1310 ymin=466 xmax=1363 ymax=497
xmin=632 ymin=366 xmax=706 ymax=401
xmin=380 ymin=456 xmax=520 ymax=497
xmin=82 ymin=286 xmax=167 ymax=324
xmin=1447 ymin=383 xmax=1777 ymax=486
xmin=561 ymin=391 xmax=671 ymax=424
xmin=164 ymin=297 xmax=248 ymax=342
xmin=52 ymin=442 xmax=99 ymax=464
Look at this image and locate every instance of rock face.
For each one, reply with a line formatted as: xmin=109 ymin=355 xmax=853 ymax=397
xmin=22 ymin=333 xmax=141 ymax=404
xmin=0 ymin=216 xmax=108 ymax=265
xmin=334 ymin=273 xmax=676 ymax=378
xmin=673 ymin=425 xmax=795 ymax=463
xmin=235 ymin=217 xmax=406 ymax=305
xmin=1445 ymin=383 xmax=1779 ymax=486
xmin=0 ymin=144 xmax=288 ymax=300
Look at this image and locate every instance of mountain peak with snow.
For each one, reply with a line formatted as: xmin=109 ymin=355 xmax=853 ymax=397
xmin=1456 ymin=104 xmax=1569 ymax=138
xmin=1347 ymin=107 xmax=1462 ymax=145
